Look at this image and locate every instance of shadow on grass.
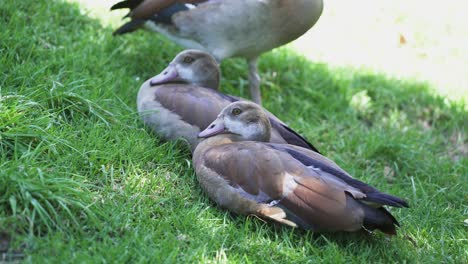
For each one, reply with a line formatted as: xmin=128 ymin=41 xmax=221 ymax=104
xmin=0 ymin=0 xmax=466 ymax=262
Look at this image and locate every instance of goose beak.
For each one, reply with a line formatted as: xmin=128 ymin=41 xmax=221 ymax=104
xmin=198 ymin=118 xmax=225 ymax=138
xmin=150 ymin=64 xmax=178 ymax=86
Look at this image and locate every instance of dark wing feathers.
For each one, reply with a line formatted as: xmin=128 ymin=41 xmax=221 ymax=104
xmin=272 ymin=144 xmax=405 ymax=234
xmin=149 ymin=3 xmax=190 ymax=24
xmin=111 ymin=0 xmax=144 ymax=10
xmin=365 ymin=192 xmax=409 ymax=208
xmin=111 ymin=0 xmax=206 ymax=20
xmin=112 ymin=0 xmax=183 ymax=34
xmin=113 ymin=19 xmax=146 ymax=35
xmin=270 ymin=144 xmax=409 ymax=208
xmin=270 ymin=120 xmax=320 ymax=153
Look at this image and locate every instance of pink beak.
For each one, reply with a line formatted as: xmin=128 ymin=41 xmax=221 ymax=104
xmin=150 ymin=64 xmax=179 ymax=86
xmin=198 ymin=118 xmax=226 ymax=138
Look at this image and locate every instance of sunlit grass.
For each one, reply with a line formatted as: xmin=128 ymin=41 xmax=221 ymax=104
xmin=0 ymin=0 xmax=466 ymax=262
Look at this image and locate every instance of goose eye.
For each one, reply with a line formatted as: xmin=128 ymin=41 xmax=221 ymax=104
xmin=231 ymin=108 xmax=242 ymax=116
xmin=183 ymin=56 xmax=195 ymax=64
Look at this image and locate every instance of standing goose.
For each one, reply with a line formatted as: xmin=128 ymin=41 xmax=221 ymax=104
xmin=194 ymin=101 xmax=409 ymax=234
xmin=112 ymin=0 xmax=324 ymax=104
xmin=137 ymin=49 xmax=319 ymax=152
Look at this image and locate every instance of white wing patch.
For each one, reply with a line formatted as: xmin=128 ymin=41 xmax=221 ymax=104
xmin=267 ymin=200 xmax=280 ymax=207
xmin=307 ymin=165 xmax=322 ymax=172
xmin=282 ymin=173 xmax=298 ymax=197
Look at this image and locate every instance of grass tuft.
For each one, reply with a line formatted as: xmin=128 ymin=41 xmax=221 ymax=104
xmin=0 ymin=163 xmax=98 ymax=235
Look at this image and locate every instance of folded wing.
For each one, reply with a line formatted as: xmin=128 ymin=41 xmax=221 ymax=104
xmin=199 ymin=141 xmax=405 ymax=234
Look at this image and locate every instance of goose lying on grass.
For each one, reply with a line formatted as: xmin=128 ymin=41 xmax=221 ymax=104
xmin=137 ymin=50 xmax=319 ymax=152
xmin=194 ymin=101 xmax=409 ymax=234
xmin=112 ymin=0 xmax=324 ymax=104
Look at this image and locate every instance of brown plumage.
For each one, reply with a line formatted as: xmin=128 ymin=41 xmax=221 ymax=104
xmin=194 ymin=101 xmax=409 ymax=234
xmin=137 ymin=50 xmax=319 ymax=152
xmin=112 ymin=0 xmax=324 ymax=104
xmin=112 ymin=0 xmax=205 ymax=20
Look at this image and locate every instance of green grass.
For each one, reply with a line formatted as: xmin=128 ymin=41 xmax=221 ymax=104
xmin=1 ymin=0 xmax=466 ymax=262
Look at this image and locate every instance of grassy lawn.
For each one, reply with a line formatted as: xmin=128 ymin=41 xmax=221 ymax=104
xmin=1 ymin=0 xmax=466 ymax=262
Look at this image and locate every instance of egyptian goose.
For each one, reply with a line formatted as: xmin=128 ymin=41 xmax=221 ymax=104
xmin=194 ymin=101 xmax=409 ymax=234
xmin=137 ymin=49 xmax=319 ymax=152
xmin=112 ymin=0 xmax=324 ymax=104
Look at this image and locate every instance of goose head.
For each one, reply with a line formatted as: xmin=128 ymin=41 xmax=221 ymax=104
xmin=199 ymin=101 xmax=271 ymax=142
xmin=150 ymin=49 xmax=220 ymax=90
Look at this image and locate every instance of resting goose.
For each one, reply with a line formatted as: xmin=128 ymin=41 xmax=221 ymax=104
xmin=194 ymin=101 xmax=409 ymax=234
xmin=137 ymin=49 xmax=319 ymax=152
xmin=112 ymin=0 xmax=324 ymax=104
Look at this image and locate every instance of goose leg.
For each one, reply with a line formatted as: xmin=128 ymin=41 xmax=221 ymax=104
xmin=247 ymin=57 xmax=262 ymax=105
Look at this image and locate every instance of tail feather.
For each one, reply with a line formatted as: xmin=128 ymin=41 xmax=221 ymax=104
xmin=277 ymin=123 xmax=321 ymax=153
xmin=362 ymin=205 xmax=399 ymax=235
xmin=113 ymin=19 xmax=145 ymax=35
xmin=365 ymin=192 xmax=409 ymax=208
xmin=110 ymin=0 xmax=143 ymax=11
